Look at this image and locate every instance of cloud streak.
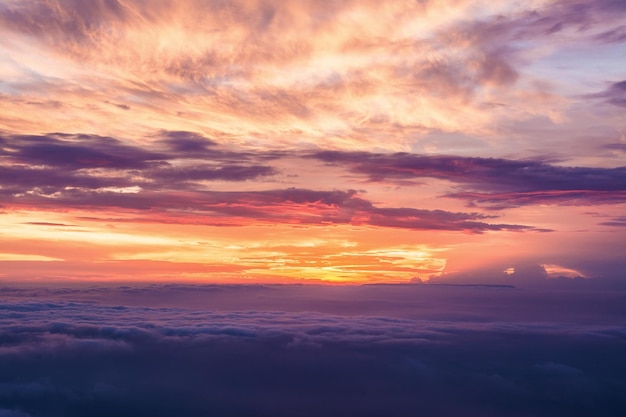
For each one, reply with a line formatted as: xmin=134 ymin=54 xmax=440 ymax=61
xmin=311 ymin=150 xmax=626 ymax=208
xmin=1 ymin=132 xmax=542 ymax=232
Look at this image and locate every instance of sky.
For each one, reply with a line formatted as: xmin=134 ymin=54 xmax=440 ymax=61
xmin=1 ymin=0 xmax=626 ymax=285
xmin=1 ymin=3 xmax=626 ymax=415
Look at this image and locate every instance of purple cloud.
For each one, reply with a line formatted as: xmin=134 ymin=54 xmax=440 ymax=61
xmin=148 ymin=165 xmax=276 ymax=183
xmin=0 ymin=132 xmax=277 ymax=190
xmin=460 ymin=0 xmax=626 ymax=44
xmin=158 ymin=130 xmax=218 ymax=153
xmin=594 ymin=81 xmax=626 ymax=107
xmin=0 ymin=132 xmax=542 ymax=232
xmin=310 ymin=151 xmax=626 ymax=208
xmin=4 ymin=133 xmax=165 ymax=170
xmin=447 ymin=190 xmax=626 ymax=210
xmin=599 ymin=216 xmax=626 ymax=227
xmin=2 ymin=185 xmax=537 ymax=233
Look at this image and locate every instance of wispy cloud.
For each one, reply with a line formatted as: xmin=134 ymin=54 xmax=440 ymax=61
xmin=2 ymin=0 xmax=623 ymax=145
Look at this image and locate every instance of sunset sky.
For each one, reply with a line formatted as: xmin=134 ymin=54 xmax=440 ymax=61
xmin=2 ymin=2 xmax=626 ymax=416
xmin=1 ymin=0 xmax=625 ymax=284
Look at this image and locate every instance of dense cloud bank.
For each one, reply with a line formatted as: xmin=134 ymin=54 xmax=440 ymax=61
xmin=1 ymin=284 xmax=625 ymax=416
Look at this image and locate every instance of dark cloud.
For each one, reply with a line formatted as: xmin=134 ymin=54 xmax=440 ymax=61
xmin=599 ymin=216 xmax=626 ymax=227
xmin=447 ymin=190 xmax=626 ymax=210
xmin=589 ymin=81 xmax=626 ymax=107
xmin=605 ymin=142 xmax=626 ymax=151
xmin=2 ymin=133 xmax=165 ymax=170
xmin=310 ymin=151 xmax=626 ymax=192
xmin=358 ymin=206 xmax=533 ymax=233
xmin=0 ymin=165 xmax=132 ymax=190
xmin=594 ymin=25 xmax=626 ymax=43
xmin=1 ymin=132 xmax=540 ymax=231
xmin=0 ymin=131 xmax=276 ymax=189
xmin=0 ymin=131 xmax=268 ymax=171
xmin=158 ymin=131 xmax=218 ymax=153
xmin=0 ymin=284 xmax=624 ymax=417
xmin=149 ymin=165 xmax=276 ymax=182
xmin=310 ymin=150 xmax=626 ymax=208
xmin=2 ymin=185 xmax=536 ymax=232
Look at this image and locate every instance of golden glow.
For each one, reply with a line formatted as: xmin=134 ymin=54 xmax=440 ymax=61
xmin=0 ymin=254 xmax=62 ymax=261
xmin=543 ymin=264 xmax=586 ymax=279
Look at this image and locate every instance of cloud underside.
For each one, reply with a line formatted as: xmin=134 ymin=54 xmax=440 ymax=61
xmin=0 ymin=285 xmax=625 ymax=417
xmin=588 ymin=81 xmax=626 ymax=107
xmin=1 ymin=185 xmax=531 ymax=233
xmin=3 ymin=131 xmax=626 ymax=230
xmin=1 ymin=132 xmax=554 ymax=233
xmin=311 ymin=151 xmax=626 ymax=208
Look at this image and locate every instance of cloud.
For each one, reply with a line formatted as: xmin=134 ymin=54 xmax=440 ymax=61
xmin=0 ymin=131 xmax=276 ymax=189
xmin=158 ymin=131 xmax=218 ymax=153
xmin=448 ymin=190 xmax=626 ymax=209
xmin=1 ymin=132 xmax=542 ymax=232
xmin=588 ymin=81 xmax=626 ymax=107
xmin=430 ymin=259 xmax=626 ymax=290
xmin=599 ymin=216 xmax=626 ymax=227
xmin=148 ymin=165 xmax=276 ymax=183
xmin=0 ymin=165 xmax=129 ymax=191
xmin=1 ymin=131 xmax=275 ymax=170
xmin=605 ymin=142 xmax=626 ymax=152
xmin=1 ymin=130 xmax=621 ymax=230
xmin=0 ymin=284 xmax=625 ymax=417
xmin=5 ymin=0 xmax=623 ymax=145
xmin=458 ymin=0 xmax=626 ymax=45
xmin=3 ymin=133 xmax=165 ymax=170
xmin=1 ymin=185 xmax=536 ymax=233
xmin=310 ymin=150 xmax=626 ymax=208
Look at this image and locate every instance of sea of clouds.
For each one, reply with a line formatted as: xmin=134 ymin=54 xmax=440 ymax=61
xmin=0 ymin=284 xmax=625 ymax=416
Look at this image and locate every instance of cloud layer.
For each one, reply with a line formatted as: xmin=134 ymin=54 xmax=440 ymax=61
xmin=0 ymin=284 xmax=625 ymax=417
